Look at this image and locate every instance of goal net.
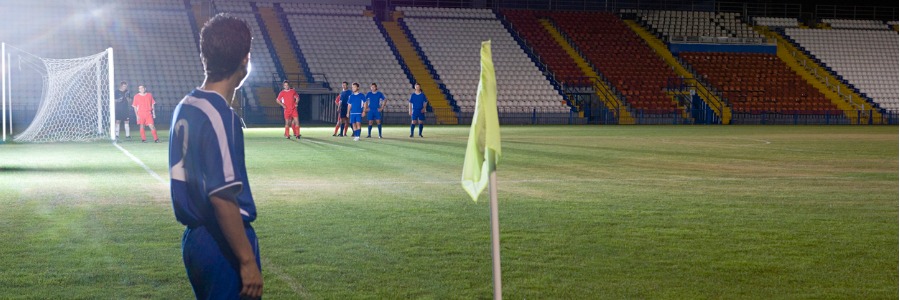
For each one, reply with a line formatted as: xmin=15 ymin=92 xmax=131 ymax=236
xmin=2 ymin=44 xmax=114 ymax=143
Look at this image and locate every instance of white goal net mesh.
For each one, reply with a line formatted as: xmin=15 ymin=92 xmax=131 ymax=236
xmin=12 ymin=49 xmax=112 ymax=143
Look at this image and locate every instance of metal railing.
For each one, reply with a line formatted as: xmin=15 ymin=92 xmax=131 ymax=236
xmin=669 ymin=35 xmax=772 ymax=45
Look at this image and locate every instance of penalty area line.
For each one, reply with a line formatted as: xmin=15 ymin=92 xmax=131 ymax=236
xmin=113 ymin=143 xmax=167 ymax=185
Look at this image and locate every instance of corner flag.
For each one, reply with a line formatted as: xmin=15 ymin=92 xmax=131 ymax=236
xmin=461 ymin=40 xmax=501 ymax=202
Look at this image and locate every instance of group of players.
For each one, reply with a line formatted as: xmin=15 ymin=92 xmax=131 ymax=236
xmin=276 ymin=80 xmax=430 ymax=141
xmin=113 ymin=81 xmax=160 ymax=143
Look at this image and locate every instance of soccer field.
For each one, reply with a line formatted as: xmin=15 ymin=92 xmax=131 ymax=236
xmin=0 ymin=125 xmax=896 ymax=298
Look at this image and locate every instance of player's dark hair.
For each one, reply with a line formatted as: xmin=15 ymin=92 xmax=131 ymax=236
xmin=352 ymin=82 xmax=359 ymax=88
xmin=119 ymin=81 xmax=127 ymax=86
xmin=371 ymin=83 xmax=377 ymax=88
xmin=342 ymin=81 xmax=349 ymax=86
xmin=283 ymin=80 xmax=291 ymax=87
xmin=200 ymin=13 xmax=251 ymax=83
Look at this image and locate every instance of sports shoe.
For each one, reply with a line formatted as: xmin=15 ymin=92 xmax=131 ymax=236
xmin=379 ymin=136 xmax=383 ymax=139
xmin=332 ymin=134 xmax=337 ymax=137
xmin=154 ymin=139 xmax=160 ymax=143
xmin=126 ymin=136 xmax=132 ymax=141
xmin=285 ymin=136 xmax=291 ymax=140
xmin=297 ymin=134 xmax=302 ymax=138
xmin=409 ymin=134 xmax=413 ymax=138
xmin=366 ymin=135 xmax=371 ymax=138
xmin=337 ymin=134 xmax=343 ymax=137
xmin=354 ymin=136 xmax=359 ymax=141
xmin=419 ymin=135 xmax=424 ymax=138
xmin=142 ymin=140 xmax=146 ymax=143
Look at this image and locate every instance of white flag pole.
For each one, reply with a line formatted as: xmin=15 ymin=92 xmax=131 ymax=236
xmin=489 ymin=164 xmax=502 ymax=300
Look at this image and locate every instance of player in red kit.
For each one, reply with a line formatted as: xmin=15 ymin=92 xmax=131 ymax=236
xmin=132 ymin=84 xmax=159 ymax=143
xmin=277 ymin=80 xmax=300 ymax=139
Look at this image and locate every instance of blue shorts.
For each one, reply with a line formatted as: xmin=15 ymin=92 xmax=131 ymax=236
xmin=350 ymin=114 xmax=362 ymax=124
xmin=412 ymin=111 xmax=426 ymax=121
xmin=182 ymin=224 xmax=260 ymax=299
xmin=368 ymin=111 xmax=382 ymax=121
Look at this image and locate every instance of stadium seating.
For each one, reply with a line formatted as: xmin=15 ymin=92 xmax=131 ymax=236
xmin=501 ymin=9 xmax=587 ymax=86
xmin=551 ymin=11 xmax=679 ymax=113
xmin=637 ymin=10 xmax=765 ymax=43
xmin=783 ymin=28 xmax=898 ymax=110
xmin=822 ymin=19 xmax=890 ymax=30
xmin=281 ymin=4 xmax=412 ymax=113
xmin=1 ymin=1 xmax=203 ymax=110
xmin=214 ymin=1 xmax=279 ymax=108
xmin=398 ymin=7 xmax=568 ymax=114
xmin=754 ymin=17 xmax=800 ymax=28
xmin=680 ymin=52 xmax=838 ymax=114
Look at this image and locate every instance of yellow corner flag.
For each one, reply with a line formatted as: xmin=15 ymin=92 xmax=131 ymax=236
xmin=461 ymin=40 xmax=501 ymax=202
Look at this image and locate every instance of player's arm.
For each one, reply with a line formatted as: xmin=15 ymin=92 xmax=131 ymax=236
xmin=347 ymin=103 xmax=352 ymax=118
xmin=294 ymin=93 xmax=299 ymax=108
xmin=422 ymin=97 xmax=428 ymax=113
xmin=210 ymin=195 xmax=263 ymax=298
xmin=408 ymin=101 xmax=413 ymax=116
xmin=380 ymin=96 xmax=385 ymax=112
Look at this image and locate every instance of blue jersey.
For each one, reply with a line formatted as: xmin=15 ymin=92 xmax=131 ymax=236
xmin=339 ymin=89 xmax=351 ymax=109
xmin=366 ymin=91 xmax=384 ymax=110
xmin=169 ymin=89 xmax=256 ymax=227
xmin=348 ymin=92 xmax=365 ymax=114
xmin=409 ymin=92 xmax=427 ymax=111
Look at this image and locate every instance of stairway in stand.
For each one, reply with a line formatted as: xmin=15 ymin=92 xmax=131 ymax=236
xmin=258 ymin=7 xmax=307 ymax=86
xmin=382 ymin=20 xmax=457 ymax=124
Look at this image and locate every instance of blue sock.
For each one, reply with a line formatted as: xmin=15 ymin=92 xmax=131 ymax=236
xmin=340 ymin=124 xmax=345 ymax=135
xmin=410 ymin=124 xmax=415 ymax=136
xmin=355 ymin=129 xmax=361 ymax=137
xmin=418 ymin=124 xmax=424 ymax=136
xmin=377 ymin=124 xmax=382 ymax=136
xmin=368 ymin=125 xmax=372 ymax=136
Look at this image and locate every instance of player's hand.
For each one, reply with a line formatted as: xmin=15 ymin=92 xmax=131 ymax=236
xmin=239 ymin=261 xmax=263 ymax=298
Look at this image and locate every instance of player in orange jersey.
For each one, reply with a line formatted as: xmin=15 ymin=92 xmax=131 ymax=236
xmin=132 ymin=84 xmax=158 ymax=143
xmin=276 ymin=80 xmax=300 ymax=139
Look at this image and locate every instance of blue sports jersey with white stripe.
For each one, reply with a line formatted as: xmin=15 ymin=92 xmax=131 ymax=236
xmin=366 ymin=91 xmax=384 ymax=110
xmin=169 ymin=89 xmax=256 ymax=227
xmin=349 ymin=92 xmax=365 ymax=114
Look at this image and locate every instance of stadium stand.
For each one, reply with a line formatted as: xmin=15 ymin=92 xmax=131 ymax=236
xmin=551 ymin=11 xmax=680 ymax=113
xmin=680 ymin=53 xmax=838 ymax=114
xmin=821 ymin=19 xmax=890 ymax=30
xmin=501 ymin=10 xmax=588 ymax=86
xmin=637 ymin=10 xmax=765 ymax=43
xmin=783 ymin=28 xmax=899 ymax=111
xmin=398 ymin=7 xmax=569 ymax=115
xmin=1 ymin=1 xmax=202 ymax=114
xmin=754 ymin=17 xmax=801 ymax=28
xmin=281 ymin=4 xmax=414 ymax=115
xmin=214 ymin=1 xmax=280 ymax=109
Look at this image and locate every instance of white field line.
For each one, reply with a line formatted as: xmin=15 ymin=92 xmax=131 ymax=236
xmin=114 ymin=142 xmax=166 ymax=185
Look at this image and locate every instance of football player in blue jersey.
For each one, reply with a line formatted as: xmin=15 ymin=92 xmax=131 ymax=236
xmin=409 ymin=83 xmax=428 ymax=138
xmin=365 ymin=83 xmax=385 ymax=138
xmin=168 ymin=13 xmax=262 ymax=299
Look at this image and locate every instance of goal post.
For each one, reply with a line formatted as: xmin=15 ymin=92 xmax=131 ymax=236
xmin=3 ymin=43 xmax=114 ymax=143
xmin=107 ymin=48 xmax=115 ymax=141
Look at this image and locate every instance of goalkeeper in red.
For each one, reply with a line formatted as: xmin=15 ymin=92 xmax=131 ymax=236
xmin=277 ymin=80 xmax=300 ymax=139
xmin=132 ymin=84 xmax=159 ymax=143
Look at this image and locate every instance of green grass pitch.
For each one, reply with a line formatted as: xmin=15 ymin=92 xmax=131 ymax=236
xmin=0 ymin=125 xmax=896 ymax=298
